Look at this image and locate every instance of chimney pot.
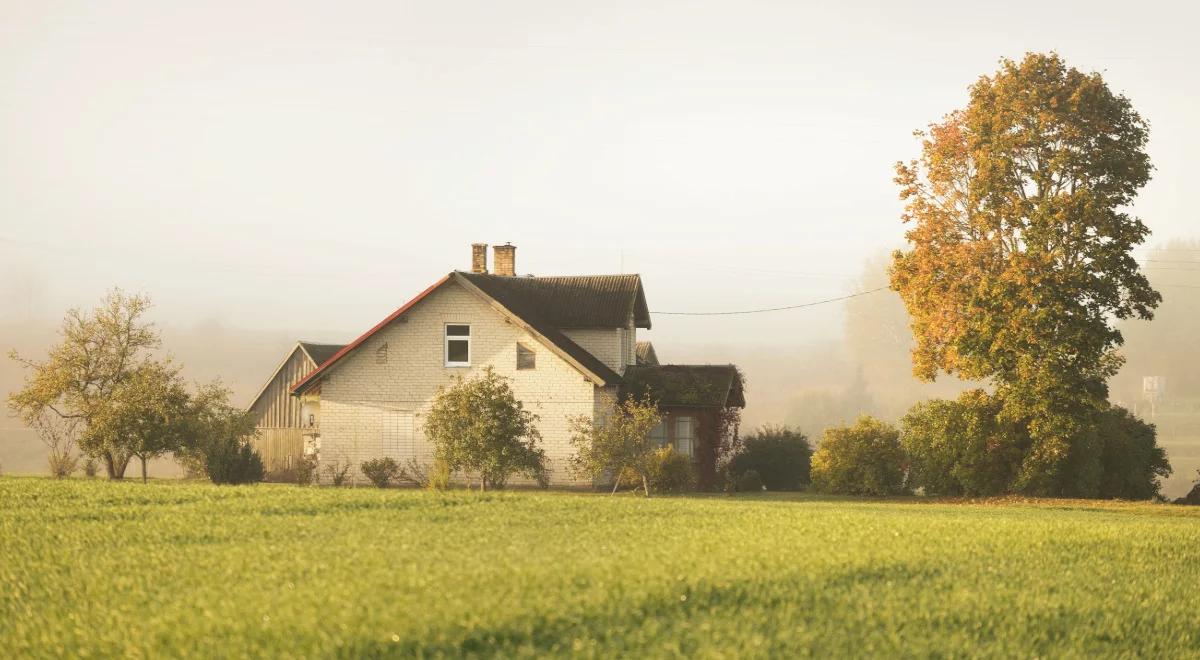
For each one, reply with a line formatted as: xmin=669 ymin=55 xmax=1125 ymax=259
xmin=471 ymin=243 xmax=488 ymax=274
xmin=493 ymin=243 xmax=516 ymax=277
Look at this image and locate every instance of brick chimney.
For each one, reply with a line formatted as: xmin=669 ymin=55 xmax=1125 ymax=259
xmin=471 ymin=243 xmax=488 ymax=274
xmin=493 ymin=243 xmax=516 ymax=277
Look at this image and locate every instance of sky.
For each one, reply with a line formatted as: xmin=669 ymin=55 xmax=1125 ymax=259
xmin=2 ymin=0 xmax=1198 ymax=351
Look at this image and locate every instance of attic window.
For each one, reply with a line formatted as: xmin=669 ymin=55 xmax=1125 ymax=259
xmin=445 ymin=324 xmax=470 ymax=367
xmin=516 ymin=343 xmax=535 ymax=370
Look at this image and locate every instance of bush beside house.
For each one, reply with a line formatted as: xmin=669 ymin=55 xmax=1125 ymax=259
xmin=726 ymin=425 xmax=811 ymax=491
xmin=425 ymin=367 xmax=548 ymax=491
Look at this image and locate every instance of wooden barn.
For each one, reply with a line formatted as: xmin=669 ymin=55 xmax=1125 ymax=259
xmin=246 ymin=341 xmax=343 ymax=475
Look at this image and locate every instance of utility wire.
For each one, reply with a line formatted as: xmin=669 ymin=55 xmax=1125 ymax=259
xmin=653 ymin=287 xmax=888 ymax=316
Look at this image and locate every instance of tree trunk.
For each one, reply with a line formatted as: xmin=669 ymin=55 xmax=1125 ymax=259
xmin=104 ymin=451 xmax=128 ymax=480
xmin=642 ymin=474 xmax=651 ymax=498
xmin=611 ymin=477 xmax=621 ymax=495
xmin=140 ymin=456 xmax=148 ymax=484
xmin=110 ymin=451 xmax=131 ymax=480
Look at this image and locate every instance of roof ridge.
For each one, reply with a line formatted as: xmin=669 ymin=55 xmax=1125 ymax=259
xmin=457 ymin=271 xmax=641 ymax=279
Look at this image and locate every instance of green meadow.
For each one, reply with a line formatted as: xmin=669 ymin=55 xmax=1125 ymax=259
xmin=2 ymin=478 xmax=1198 ymax=658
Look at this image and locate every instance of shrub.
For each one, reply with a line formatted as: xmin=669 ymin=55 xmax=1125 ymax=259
xmin=1093 ymin=407 xmax=1171 ymax=500
xmin=323 ymin=458 xmax=352 ymax=487
xmin=617 ymin=447 xmax=696 ymax=494
xmin=649 ymin=447 xmax=695 ymax=493
xmin=734 ymin=469 xmax=765 ymax=493
xmin=398 ymin=458 xmax=451 ymax=491
xmin=811 ymin=416 xmax=907 ymax=496
xmin=296 ymin=455 xmax=318 ymax=486
xmin=205 ymin=436 xmax=265 ymax=485
xmin=82 ymin=457 xmax=98 ymax=478
xmin=901 ymin=390 xmax=1027 ymax=496
xmin=727 ymin=425 xmax=811 ymax=491
xmin=360 ymin=457 xmax=402 ymax=488
xmin=1176 ymin=471 xmax=1200 ymax=505
xmin=48 ymin=451 xmax=80 ymax=479
xmin=427 ymin=458 xmax=451 ymax=492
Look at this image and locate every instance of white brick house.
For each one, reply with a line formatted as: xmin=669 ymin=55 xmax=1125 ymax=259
xmin=288 ymin=243 xmax=743 ymax=486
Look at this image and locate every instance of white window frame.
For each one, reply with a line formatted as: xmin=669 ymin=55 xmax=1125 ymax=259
xmin=444 ymin=323 xmax=471 ymax=367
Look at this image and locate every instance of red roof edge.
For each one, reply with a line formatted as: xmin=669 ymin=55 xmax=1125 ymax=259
xmin=290 ymin=274 xmax=452 ymax=394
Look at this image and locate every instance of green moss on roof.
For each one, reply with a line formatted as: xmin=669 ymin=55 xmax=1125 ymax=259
xmin=622 ymin=365 xmax=745 ymax=408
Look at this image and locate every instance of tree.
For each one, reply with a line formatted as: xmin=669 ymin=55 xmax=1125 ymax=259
xmin=810 ymin=416 xmax=907 ymax=496
xmin=88 ymin=360 xmax=191 ymax=483
xmin=8 ymin=290 xmax=159 ymax=479
xmin=569 ymin=394 xmax=662 ymax=497
xmin=424 ymin=367 xmax=547 ymax=490
xmin=890 ymin=52 xmax=1160 ymax=495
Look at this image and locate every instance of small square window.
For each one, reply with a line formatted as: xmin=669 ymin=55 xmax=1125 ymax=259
xmin=516 ymin=343 xmax=536 ymax=370
xmin=445 ymin=324 xmax=471 ymax=366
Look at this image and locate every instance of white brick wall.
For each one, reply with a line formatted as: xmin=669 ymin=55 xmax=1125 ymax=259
xmin=562 ymin=328 xmax=623 ymax=374
xmin=317 ymin=280 xmax=603 ymax=485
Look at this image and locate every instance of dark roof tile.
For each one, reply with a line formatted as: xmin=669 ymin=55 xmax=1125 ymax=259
xmin=299 ymin=342 xmax=344 ymax=367
xmin=457 ymin=272 xmax=650 ymax=329
xmin=635 ymin=341 xmax=659 ymax=366
xmin=621 ymin=365 xmax=745 ymax=408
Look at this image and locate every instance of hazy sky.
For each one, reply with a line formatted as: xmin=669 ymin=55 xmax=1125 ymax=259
xmin=2 ymin=0 xmax=1197 ymax=350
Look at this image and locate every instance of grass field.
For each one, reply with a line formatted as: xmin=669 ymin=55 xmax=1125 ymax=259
xmin=2 ymin=479 xmax=1198 ymax=658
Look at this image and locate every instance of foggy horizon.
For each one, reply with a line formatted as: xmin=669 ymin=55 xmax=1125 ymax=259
xmin=3 ymin=1 xmax=1198 ymax=341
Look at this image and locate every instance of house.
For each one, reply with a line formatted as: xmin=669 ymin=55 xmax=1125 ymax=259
xmin=246 ymin=341 xmax=343 ymax=474
xmin=287 ymin=243 xmax=744 ymax=486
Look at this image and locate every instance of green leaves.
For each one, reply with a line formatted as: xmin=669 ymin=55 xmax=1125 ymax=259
xmin=424 ymin=367 xmax=547 ymax=490
xmin=811 ymin=416 xmax=907 ymax=496
xmin=891 ymin=53 xmax=1161 ymax=493
xmin=568 ymin=394 xmax=662 ymax=496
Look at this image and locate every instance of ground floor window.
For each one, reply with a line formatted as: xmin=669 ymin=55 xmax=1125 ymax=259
xmin=645 ymin=413 xmax=697 ymax=457
xmin=648 ymin=420 xmax=668 ymax=448
xmin=675 ymin=416 xmax=695 ymax=456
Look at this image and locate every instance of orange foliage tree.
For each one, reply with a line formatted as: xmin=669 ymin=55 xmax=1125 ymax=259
xmin=890 ymin=52 xmax=1161 ymax=495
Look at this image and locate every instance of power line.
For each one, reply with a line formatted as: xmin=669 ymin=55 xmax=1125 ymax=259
xmin=653 ymin=287 xmax=888 ymax=316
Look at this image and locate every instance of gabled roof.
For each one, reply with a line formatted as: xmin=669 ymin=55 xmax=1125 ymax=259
xmin=457 ymin=272 xmax=651 ymax=329
xmin=452 ymin=273 xmax=623 ymax=385
xmin=298 ymin=342 xmax=344 ymax=367
xmin=291 ymin=275 xmax=451 ymax=394
xmin=635 ymin=341 xmax=659 ymax=366
xmin=247 ymin=341 xmax=342 ymax=412
xmin=290 ymin=272 xmax=624 ymax=394
xmin=621 ymin=365 xmax=746 ymax=408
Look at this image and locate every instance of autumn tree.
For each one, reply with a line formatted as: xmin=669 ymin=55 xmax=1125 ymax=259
xmin=8 ymin=290 xmax=159 ymax=479
xmin=568 ymin=394 xmax=662 ymax=497
xmin=890 ymin=52 xmax=1161 ymax=495
xmin=424 ymin=367 xmax=547 ymax=490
